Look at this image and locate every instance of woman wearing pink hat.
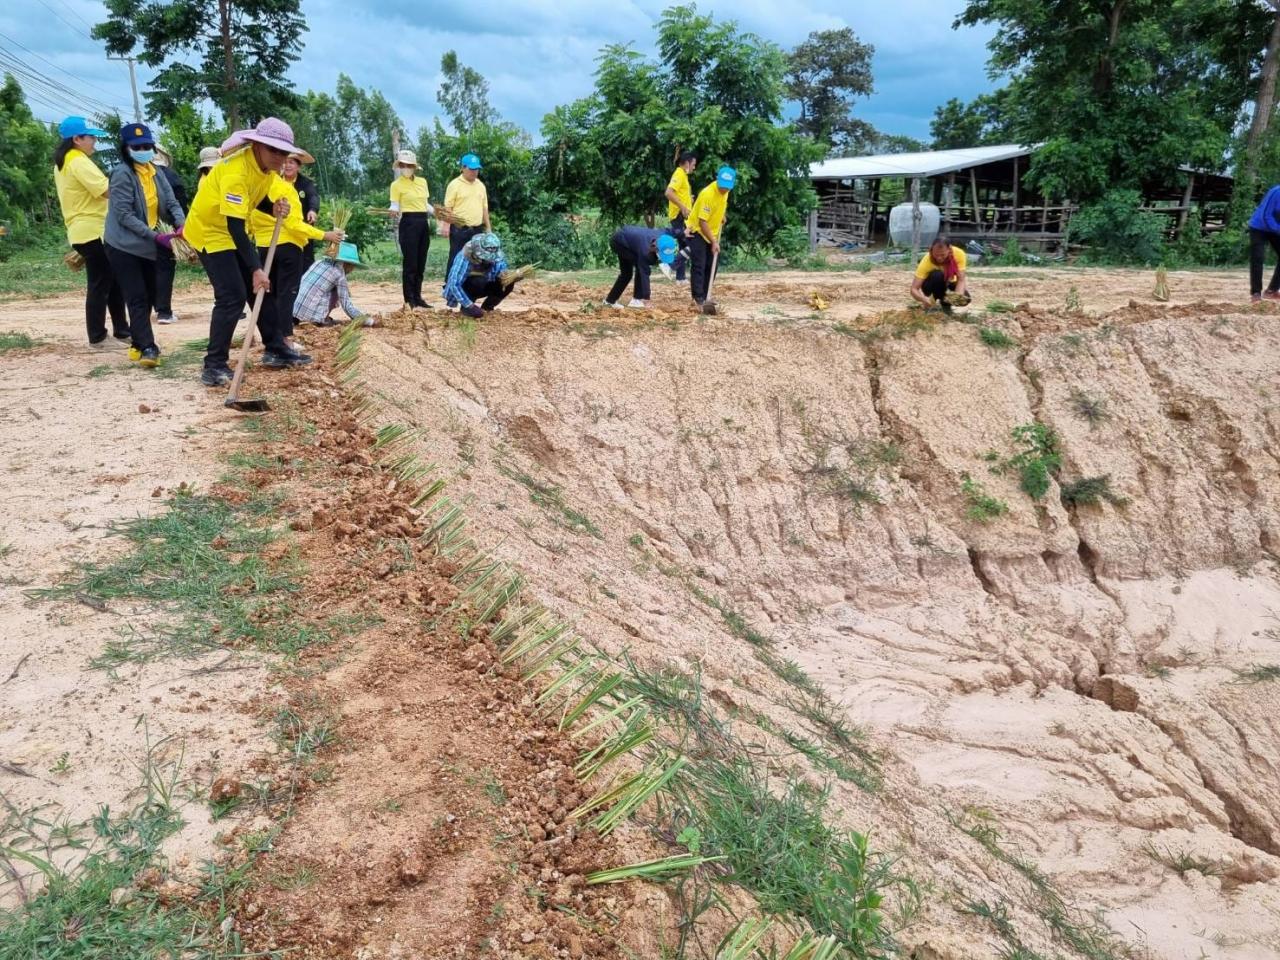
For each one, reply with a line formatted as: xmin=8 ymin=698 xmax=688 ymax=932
xmin=184 ymin=118 xmax=312 ymax=386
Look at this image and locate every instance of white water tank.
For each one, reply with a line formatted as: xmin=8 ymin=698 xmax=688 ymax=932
xmin=888 ymin=202 xmax=940 ymax=248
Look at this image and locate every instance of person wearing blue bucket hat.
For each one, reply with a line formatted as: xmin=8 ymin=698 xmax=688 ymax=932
xmin=102 ymin=122 xmax=187 ymax=368
xmin=604 ymin=225 xmax=680 ymax=309
xmin=442 ymin=153 xmax=490 ymax=301
xmin=687 ymin=164 xmax=737 ymax=306
xmin=53 ymin=116 xmax=127 ymax=344
xmin=292 ymin=241 xmax=375 ymax=328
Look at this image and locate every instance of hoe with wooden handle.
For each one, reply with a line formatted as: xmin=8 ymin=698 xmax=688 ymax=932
xmin=225 ymin=210 xmax=283 ymax=412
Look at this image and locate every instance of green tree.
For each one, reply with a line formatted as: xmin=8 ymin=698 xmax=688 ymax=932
xmin=157 ymin=103 xmax=227 ymax=182
xmin=956 ymin=0 xmax=1270 ymax=201
xmin=930 ymin=90 xmax=1012 ymax=148
xmin=785 ymin=27 xmax=875 ymax=153
xmin=93 ymin=0 xmax=306 ymax=128
xmin=437 ymin=51 xmax=497 ymax=133
xmin=0 ymin=74 xmax=59 ymax=242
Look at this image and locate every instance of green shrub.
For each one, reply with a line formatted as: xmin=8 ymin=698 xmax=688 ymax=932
xmin=1070 ymin=189 xmax=1166 ymax=264
xmin=770 ymin=224 xmax=811 ymax=265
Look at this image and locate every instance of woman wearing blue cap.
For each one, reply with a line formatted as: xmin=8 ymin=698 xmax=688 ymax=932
xmin=102 ymin=123 xmax=186 ymax=367
xmin=604 ymin=227 xmax=679 ymax=309
xmin=442 ymin=154 xmax=490 ymax=300
xmin=53 ymin=116 xmax=127 ymax=345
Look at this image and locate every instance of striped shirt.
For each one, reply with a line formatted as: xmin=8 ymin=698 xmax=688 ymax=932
xmin=443 ymin=244 xmax=507 ymax=309
xmin=293 ymin=259 xmax=362 ymax=324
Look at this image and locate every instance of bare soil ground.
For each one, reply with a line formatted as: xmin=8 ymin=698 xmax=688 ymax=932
xmin=2 ymin=262 xmax=1279 ymax=959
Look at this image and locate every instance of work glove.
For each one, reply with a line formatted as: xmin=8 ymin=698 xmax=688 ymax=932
xmin=461 ymin=303 xmax=485 ymax=319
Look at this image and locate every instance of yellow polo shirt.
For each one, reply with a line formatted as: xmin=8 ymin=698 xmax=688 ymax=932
xmin=250 ymin=175 xmax=325 ymax=250
xmin=54 ymin=149 xmax=109 ymax=244
xmin=914 ymin=246 xmax=968 ymax=279
xmin=444 ymin=175 xmax=487 ymax=227
xmin=390 ymin=175 xmax=429 ymax=212
xmin=694 ymin=182 xmax=729 ymax=239
xmin=184 ymin=147 xmax=274 ymax=254
xmin=666 ymin=166 xmax=692 ymax=220
xmin=135 ymin=163 xmax=159 ymax=228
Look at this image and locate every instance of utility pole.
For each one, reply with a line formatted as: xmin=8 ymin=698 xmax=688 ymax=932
xmin=107 ymin=54 xmax=142 ymax=121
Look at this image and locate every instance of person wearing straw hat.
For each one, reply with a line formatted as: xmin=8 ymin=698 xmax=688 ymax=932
xmin=196 ymin=146 xmax=220 ymax=184
xmin=251 ymin=153 xmax=344 ymax=350
xmin=184 ymin=118 xmax=313 ymax=386
xmin=52 ymin=115 xmax=127 ymax=345
xmin=689 ymin=165 xmax=736 ymax=306
xmin=293 ymin=241 xmax=374 ymax=329
xmin=151 ymin=147 xmax=187 ymax=325
xmin=442 ymin=153 xmax=489 ymax=303
xmin=389 ymin=149 xmax=434 ymax=310
xmin=604 ymin=227 xmax=679 ymax=309
xmin=444 ymin=232 xmax=515 ymax=318
xmin=102 ymin=122 xmax=186 ymax=369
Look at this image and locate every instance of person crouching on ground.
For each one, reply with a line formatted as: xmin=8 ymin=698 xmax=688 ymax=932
xmin=184 ymin=118 xmax=312 ymax=387
xmin=293 ymin=242 xmax=373 ymax=329
xmin=689 ymin=165 xmax=736 ymax=306
xmin=250 ymin=152 xmax=344 ymax=351
xmin=102 ymin=123 xmax=186 ymax=369
xmin=605 ymin=227 xmax=679 ymax=309
xmin=444 ymin=232 xmax=512 ymax=318
xmin=1247 ymin=184 xmax=1280 ymax=303
xmin=910 ymin=236 xmax=970 ymax=313
xmin=389 ymin=149 xmax=434 ymax=310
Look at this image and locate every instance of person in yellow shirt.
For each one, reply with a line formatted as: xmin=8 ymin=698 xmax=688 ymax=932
xmin=910 ymin=237 xmax=970 ymax=313
xmin=389 ymin=149 xmax=434 ymax=310
xmin=102 ymin=123 xmax=186 ymax=368
xmin=689 ymin=165 xmax=736 ymax=306
xmin=53 ymin=115 xmax=126 ymax=344
xmin=442 ymin=153 xmax=490 ymax=303
xmin=663 ymin=150 xmax=697 ymax=282
xmin=251 ymin=154 xmax=344 ymax=348
xmin=185 ymin=118 xmax=310 ymax=386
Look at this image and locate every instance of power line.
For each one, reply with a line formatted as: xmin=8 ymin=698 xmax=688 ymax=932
xmin=0 ymin=29 xmax=132 ymax=104
xmin=31 ymin=0 xmax=93 ymax=41
xmin=48 ymin=0 xmax=96 ymax=33
xmin=0 ymin=46 xmax=119 ymax=115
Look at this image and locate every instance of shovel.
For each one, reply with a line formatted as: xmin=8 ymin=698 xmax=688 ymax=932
xmin=225 ymin=211 xmax=284 ymax=412
xmin=699 ymin=249 xmax=720 ymax=315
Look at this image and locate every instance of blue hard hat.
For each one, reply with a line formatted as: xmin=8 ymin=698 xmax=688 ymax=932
xmin=120 ymin=122 xmax=155 ymax=147
xmin=716 ymin=165 xmax=737 ymax=190
xmin=460 ymin=153 xmax=482 ymax=170
xmin=59 ymin=115 xmax=110 ymax=139
xmin=657 ymin=234 xmax=678 ymax=264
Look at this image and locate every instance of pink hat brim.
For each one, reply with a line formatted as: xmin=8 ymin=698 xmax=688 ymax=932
xmin=241 ymin=132 xmax=314 ymax=164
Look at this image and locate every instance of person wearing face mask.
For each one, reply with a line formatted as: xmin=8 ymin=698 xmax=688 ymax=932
xmin=389 ymin=149 xmax=433 ymax=310
xmin=184 ymin=118 xmax=311 ymax=386
xmin=102 ymin=123 xmax=186 ymax=367
xmin=251 ymin=153 xmax=344 ymax=349
xmin=53 ymin=116 xmax=127 ymax=345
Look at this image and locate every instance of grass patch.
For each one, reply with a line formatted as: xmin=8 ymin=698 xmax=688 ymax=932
xmin=985 ymin=299 xmax=1015 ymax=314
xmin=1059 ymin=475 xmax=1128 ymax=508
xmin=992 ymin=423 xmax=1061 ymax=500
xmin=1141 ymin=841 xmax=1222 ymax=876
xmin=978 ymin=326 xmax=1018 ymax=350
xmin=497 ymin=459 xmax=602 ymax=539
xmin=0 ymin=331 xmax=39 ymax=353
xmin=1233 ymin=664 xmax=1280 ymax=683
xmin=961 ymin=472 xmax=1009 ymax=522
xmin=86 ymin=363 xmax=113 ymax=379
xmin=1067 ymin=389 xmax=1109 ymax=427
xmin=154 ymin=338 xmax=209 ymax=380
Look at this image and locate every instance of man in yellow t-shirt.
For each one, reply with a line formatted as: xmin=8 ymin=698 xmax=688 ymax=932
xmin=689 ymin=165 xmax=736 ymax=305
xmin=443 ymin=153 xmax=490 ymax=303
xmin=910 ymin=237 xmax=970 ymax=313
xmin=663 ymin=150 xmax=697 ymax=281
xmin=184 ymin=118 xmax=311 ymax=386
xmin=53 ymin=115 xmax=126 ymax=343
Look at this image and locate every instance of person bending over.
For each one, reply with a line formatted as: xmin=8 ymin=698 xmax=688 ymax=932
xmin=1248 ymin=184 xmax=1280 ymax=303
xmin=605 ymin=227 xmax=678 ymax=308
xmin=293 ymin=242 xmax=373 ymax=329
xmin=911 ymin=237 xmax=970 ymax=313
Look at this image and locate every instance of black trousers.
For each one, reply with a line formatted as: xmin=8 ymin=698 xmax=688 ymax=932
xmin=1249 ymin=228 xmax=1280 ymax=296
xmin=670 ymin=215 xmax=689 ymax=280
xmin=104 ymin=244 xmax=158 ymax=350
xmin=606 ymin=237 xmax=649 ymax=303
xmin=72 ymin=238 xmax=127 ymax=342
xmin=154 ymin=245 xmax=176 ymax=316
xmin=446 ymin=225 xmax=483 ymax=297
xmin=399 ymin=213 xmax=430 ymax=304
xmin=688 ymin=234 xmax=719 ymax=303
xmin=463 ymin=275 xmax=511 ymax=312
xmin=259 ymin=243 xmax=303 ymax=338
xmin=198 ymin=249 xmax=285 ymax=369
xmin=301 ymin=239 xmax=315 ymax=272
xmin=921 ymin=269 xmax=957 ymax=301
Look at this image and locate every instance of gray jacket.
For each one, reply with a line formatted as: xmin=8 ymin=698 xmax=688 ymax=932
xmin=103 ymin=163 xmax=185 ymax=260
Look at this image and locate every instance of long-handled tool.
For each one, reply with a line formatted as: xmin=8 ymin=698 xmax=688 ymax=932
xmin=699 ymin=249 xmax=720 ymax=315
xmin=225 ymin=211 xmax=283 ymax=412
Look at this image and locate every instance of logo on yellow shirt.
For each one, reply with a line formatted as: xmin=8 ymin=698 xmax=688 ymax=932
xmin=225 ymin=193 xmax=243 ymax=205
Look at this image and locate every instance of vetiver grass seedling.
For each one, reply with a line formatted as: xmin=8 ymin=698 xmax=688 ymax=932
xmin=0 ymin=331 xmax=38 ymax=353
xmin=1059 ymin=475 xmax=1128 ymax=507
xmin=985 ymin=299 xmax=1015 ymax=314
xmin=1233 ymin=664 xmax=1280 ymax=683
xmin=979 ymin=326 xmax=1018 ymax=349
xmin=1002 ymin=423 xmax=1062 ymax=500
xmin=1068 ymin=388 xmax=1110 ymax=427
xmin=961 ymin=473 xmax=1009 ymax=522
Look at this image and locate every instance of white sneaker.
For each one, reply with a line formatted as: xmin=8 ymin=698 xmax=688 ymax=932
xmin=658 ymin=263 xmax=674 ymax=280
xmin=606 ymin=301 xmax=624 ymax=310
xmin=626 ymin=299 xmax=647 ymax=309
xmin=156 ymin=312 xmax=177 ymax=324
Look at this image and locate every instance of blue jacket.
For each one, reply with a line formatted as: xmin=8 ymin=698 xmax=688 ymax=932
xmin=1249 ymin=186 xmax=1280 ymax=233
xmin=611 ymin=226 xmax=666 ymax=300
xmin=103 ymin=163 xmax=185 ymax=260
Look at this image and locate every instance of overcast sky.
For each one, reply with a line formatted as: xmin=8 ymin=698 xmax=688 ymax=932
xmin=3 ymin=0 xmax=998 ymax=145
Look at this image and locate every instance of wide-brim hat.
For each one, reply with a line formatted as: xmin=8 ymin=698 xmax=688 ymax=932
xmin=396 ymin=149 xmax=418 ymax=167
xmin=330 ymin=241 xmax=364 ymax=267
xmin=197 ymin=146 xmax=221 ymax=170
xmin=153 ymin=147 xmax=172 ymax=167
xmin=226 ymin=117 xmax=314 ymax=164
xmin=287 ymin=152 xmax=310 ymax=164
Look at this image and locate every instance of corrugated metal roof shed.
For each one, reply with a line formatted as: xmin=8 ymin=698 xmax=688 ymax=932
xmin=809 ymin=144 xmax=1035 ymax=181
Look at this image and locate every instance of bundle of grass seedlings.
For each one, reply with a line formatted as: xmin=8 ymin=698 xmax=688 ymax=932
xmin=323 ymin=198 xmax=354 ymax=257
xmin=63 ymin=250 xmax=85 ymax=271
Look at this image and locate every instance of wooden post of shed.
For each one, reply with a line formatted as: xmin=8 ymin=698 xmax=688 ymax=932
xmin=947 ymin=172 xmax=956 ymax=229
xmin=1176 ymin=174 xmax=1196 ymax=238
xmin=910 ymin=177 xmax=922 ymax=257
xmin=969 ymin=167 xmax=982 ymax=233
xmin=808 ymin=207 xmax=818 ymax=253
xmin=1011 ymin=155 xmax=1019 ymax=230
